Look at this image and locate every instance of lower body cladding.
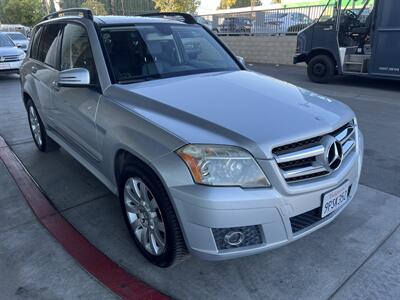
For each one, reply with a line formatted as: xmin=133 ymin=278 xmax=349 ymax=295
xmin=0 ymin=60 xmax=22 ymax=73
xmin=167 ymin=133 xmax=364 ymax=261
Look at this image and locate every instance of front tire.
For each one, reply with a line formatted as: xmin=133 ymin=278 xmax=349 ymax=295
xmin=119 ymin=162 xmax=187 ymax=267
xmin=307 ymin=55 xmax=335 ymax=83
xmin=26 ymin=99 xmax=60 ymax=152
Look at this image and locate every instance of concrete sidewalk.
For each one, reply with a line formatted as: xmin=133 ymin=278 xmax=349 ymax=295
xmin=0 ymin=159 xmax=117 ymax=299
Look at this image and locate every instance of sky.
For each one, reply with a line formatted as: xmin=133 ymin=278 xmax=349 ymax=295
xmin=197 ymin=0 xmax=272 ymax=14
xmin=197 ymin=0 xmax=221 ymax=14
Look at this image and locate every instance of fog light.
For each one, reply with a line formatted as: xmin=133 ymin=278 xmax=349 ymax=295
xmin=212 ymin=225 xmax=262 ymax=250
xmin=224 ymin=231 xmax=245 ymax=246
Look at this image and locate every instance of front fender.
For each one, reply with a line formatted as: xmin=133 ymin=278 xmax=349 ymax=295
xmin=96 ymin=95 xmax=186 ymax=190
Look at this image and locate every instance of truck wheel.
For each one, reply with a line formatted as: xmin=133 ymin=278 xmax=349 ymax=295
xmin=119 ymin=161 xmax=187 ymax=267
xmin=307 ymin=55 xmax=335 ymax=83
xmin=26 ymin=99 xmax=60 ymax=152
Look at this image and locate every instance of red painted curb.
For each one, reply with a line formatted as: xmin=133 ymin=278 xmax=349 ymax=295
xmin=0 ymin=136 xmax=169 ymax=300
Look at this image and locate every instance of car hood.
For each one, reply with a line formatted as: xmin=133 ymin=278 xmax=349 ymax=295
xmin=109 ymin=70 xmax=354 ymax=159
xmin=13 ymin=40 xmax=29 ymax=47
xmin=0 ymin=46 xmax=24 ymax=56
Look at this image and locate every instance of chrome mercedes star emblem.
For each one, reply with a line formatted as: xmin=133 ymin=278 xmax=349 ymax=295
xmin=321 ymin=136 xmax=343 ymax=171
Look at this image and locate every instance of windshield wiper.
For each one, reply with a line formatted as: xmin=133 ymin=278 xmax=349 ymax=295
xmin=118 ymin=74 xmax=162 ymax=84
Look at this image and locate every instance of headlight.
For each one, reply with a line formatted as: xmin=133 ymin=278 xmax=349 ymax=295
xmin=177 ymin=145 xmax=270 ymax=188
xmin=18 ymin=53 xmax=26 ymax=60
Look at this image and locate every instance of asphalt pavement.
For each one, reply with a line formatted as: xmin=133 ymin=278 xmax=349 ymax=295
xmin=0 ymin=66 xmax=399 ymax=300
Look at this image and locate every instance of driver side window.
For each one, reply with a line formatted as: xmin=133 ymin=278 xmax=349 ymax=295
xmin=60 ymin=23 xmax=98 ymax=84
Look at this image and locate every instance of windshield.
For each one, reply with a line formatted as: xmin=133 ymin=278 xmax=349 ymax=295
xmin=8 ymin=33 xmax=27 ymax=41
xmin=318 ymin=0 xmax=338 ymax=23
xmin=101 ymin=24 xmax=240 ymax=83
xmin=0 ymin=34 xmax=15 ymax=47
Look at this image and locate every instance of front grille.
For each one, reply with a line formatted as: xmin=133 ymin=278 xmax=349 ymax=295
xmin=273 ymin=136 xmax=322 ymax=155
xmin=1 ymin=55 xmax=19 ymax=62
xmin=273 ymin=122 xmax=356 ymax=184
xmin=212 ymin=225 xmax=263 ymax=250
xmin=290 ymin=208 xmax=322 ymax=233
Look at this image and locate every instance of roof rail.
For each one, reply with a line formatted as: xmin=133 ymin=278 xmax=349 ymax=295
xmin=139 ymin=12 xmax=197 ymax=24
xmin=41 ymin=8 xmax=94 ymax=22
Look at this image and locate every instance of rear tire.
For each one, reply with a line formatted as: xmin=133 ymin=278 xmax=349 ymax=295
xmin=307 ymin=55 xmax=335 ymax=83
xmin=119 ymin=161 xmax=187 ymax=267
xmin=26 ymin=99 xmax=60 ymax=152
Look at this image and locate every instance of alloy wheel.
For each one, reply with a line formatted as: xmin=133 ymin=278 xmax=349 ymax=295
xmin=123 ymin=177 xmax=166 ymax=256
xmin=29 ymin=106 xmax=42 ymax=147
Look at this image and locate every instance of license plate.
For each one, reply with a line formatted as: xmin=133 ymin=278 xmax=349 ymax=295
xmin=0 ymin=63 xmax=11 ymax=70
xmin=321 ymin=182 xmax=349 ymax=218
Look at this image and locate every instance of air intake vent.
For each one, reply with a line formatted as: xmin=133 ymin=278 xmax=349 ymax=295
xmin=290 ymin=208 xmax=322 ymax=233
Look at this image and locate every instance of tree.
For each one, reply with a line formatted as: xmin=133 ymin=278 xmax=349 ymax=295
xmin=2 ymin=0 xmax=44 ymax=26
xmin=49 ymin=0 xmax=56 ymax=13
xmin=81 ymin=0 xmax=107 ymax=15
xmin=232 ymin=0 xmax=262 ymax=8
xmin=153 ymin=0 xmax=200 ymax=14
xmin=218 ymin=0 xmax=235 ymax=9
xmin=219 ymin=0 xmax=262 ymax=9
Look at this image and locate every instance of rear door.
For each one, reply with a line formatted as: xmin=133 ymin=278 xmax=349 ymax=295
xmin=29 ymin=23 xmax=64 ymax=127
xmin=52 ymin=22 xmax=102 ymax=163
xmin=369 ymin=0 xmax=400 ymax=77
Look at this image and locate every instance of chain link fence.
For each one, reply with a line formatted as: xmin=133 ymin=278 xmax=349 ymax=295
xmin=200 ymin=4 xmax=371 ymax=36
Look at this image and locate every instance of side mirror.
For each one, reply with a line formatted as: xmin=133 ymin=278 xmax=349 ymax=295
xmin=58 ymin=68 xmax=90 ymax=87
xmin=236 ymin=55 xmax=246 ymax=66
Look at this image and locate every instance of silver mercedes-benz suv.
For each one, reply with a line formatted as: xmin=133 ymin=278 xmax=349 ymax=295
xmin=20 ymin=9 xmax=364 ymax=267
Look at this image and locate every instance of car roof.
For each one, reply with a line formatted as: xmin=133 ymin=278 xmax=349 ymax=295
xmin=96 ymin=15 xmax=186 ymax=25
xmin=38 ymin=15 xmax=187 ymax=27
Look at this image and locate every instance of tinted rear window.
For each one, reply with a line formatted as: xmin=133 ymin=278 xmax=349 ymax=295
xmin=30 ymin=26 xmax=43 ymax=59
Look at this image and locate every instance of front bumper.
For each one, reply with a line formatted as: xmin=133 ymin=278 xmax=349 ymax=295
xmin=0 ymin=60 xmax=22 ymax=73
xmin=293 ymin=53 xmax=307 ymax=64
xmin=161 ymin=130 xmax=364 ymax=261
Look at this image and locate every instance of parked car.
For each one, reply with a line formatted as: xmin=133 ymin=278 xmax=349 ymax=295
xmin=0 ymin=32 xmax=25 ymax=74
xmin=252 ymin=12 xmax=313 ymax=34
xmin=0 ymin=24 xmax=31 ymax=38
xmin=4 ymin=31 xmax=29 ymax=51
xmin=21 ymin=9 xmax=364 ymax=267
xmin=219 ymin=17 xmax=252 ymax=33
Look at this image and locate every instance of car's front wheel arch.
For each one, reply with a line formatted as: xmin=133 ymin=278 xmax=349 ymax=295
xmin=114 ymin=150 xmax=188 ymax=267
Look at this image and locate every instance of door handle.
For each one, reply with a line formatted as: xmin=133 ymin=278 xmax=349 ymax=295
xmin=324 ymin=25 xmax=333 ymax=31
xmin=31 ymin=66 xmax=37 ymax=74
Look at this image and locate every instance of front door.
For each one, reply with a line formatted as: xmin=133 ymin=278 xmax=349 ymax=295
xmin=369 ymin=0 xmax=400 ymax=77
xmin=53 ymin=23 xmax=102 ymax=163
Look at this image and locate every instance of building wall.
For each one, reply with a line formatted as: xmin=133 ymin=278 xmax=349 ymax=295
xmin=219 ymin=35 xmax=298 ymax=65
